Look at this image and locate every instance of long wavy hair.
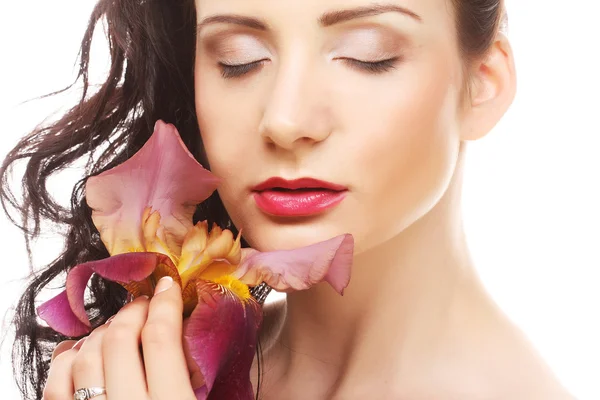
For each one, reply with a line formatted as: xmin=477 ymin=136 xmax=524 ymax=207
xmin=1 ymin=0 xmax=505 ymax=398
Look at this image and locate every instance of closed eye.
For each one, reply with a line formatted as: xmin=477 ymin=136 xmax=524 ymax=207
xmin=218 ymin=59 xmax=267 ymax=79
xmin=218 ymin=57 xmax=399 ymax=78
xmin=339 ymin=57 xmax=400 ymax=74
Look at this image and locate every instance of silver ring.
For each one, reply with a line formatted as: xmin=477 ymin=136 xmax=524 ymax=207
xmin=73 ymin=387 xmax=106 ymax=400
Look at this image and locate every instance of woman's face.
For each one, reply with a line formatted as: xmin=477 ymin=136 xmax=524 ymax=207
xmin=194 ymin=0 xmax=466 ymax=253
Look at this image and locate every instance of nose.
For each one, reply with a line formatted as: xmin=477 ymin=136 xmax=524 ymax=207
xmin=259 ymin=58 xmax=332 ymax=151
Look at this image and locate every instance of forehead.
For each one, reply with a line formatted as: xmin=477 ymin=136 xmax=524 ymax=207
xmin=195 ymin=0 xmax=455 ymax=29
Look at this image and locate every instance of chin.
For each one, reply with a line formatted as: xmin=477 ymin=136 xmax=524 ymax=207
xmin=239 ymin=213 xmax=354 ymax=252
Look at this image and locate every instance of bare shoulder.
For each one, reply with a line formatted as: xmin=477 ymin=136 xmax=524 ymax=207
xmin=491 ymin=356 xmax=576 ymax=400
xmin=416 ymin=297 xmax=577 ymax=400
xmin=397 ymin=348 xmax=574 ymax=400
xmin=413 ymin=344 xmax=576 ymax=400
xmin=460 ymin=315 xmax=575 ymax=400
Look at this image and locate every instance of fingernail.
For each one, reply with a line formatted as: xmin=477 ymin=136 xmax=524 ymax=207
xmin=155 ymin=276 xmax=173 ymax=294
xmin=72 ymin=337 xmax=87 ymax=350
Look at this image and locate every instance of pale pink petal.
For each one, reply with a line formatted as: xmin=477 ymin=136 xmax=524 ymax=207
xmin=86 ymin=120 xmax=220 ymax=256
xmin=234 ymin=234 xmax=354 ymax=294
xmin=183 ymin=280 xmax=262 ymax=400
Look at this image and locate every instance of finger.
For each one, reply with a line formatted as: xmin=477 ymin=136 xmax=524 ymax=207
xmin=51 ymin=340 xmax=77 ymax=361
xmin=43 ymin=347 xmax=78 ymax=400
xmin=71 ymin=326 xmax=107 ymax=398
xmin=102 ymin=296 xmax=150 ymax=400
xmin=143 ymin=276 xmax=195 ymax=399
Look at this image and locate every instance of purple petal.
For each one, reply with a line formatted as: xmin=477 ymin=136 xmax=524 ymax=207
xmin=37 ymin=291 xmax=91 ymax=337
xmin=86 ymin=120 xmax=220 ymax=256
xmin=77 ymin=252 xmax=181 ymax=297
xmin=235 ymin=234 xmax=354 ymax=294
xmin=38 ymin=253 xmax=177 ymax=336
xmin=194 ymin=386 xmax=208 ymax=400
xmin=183 ymin=280 xmax=262 ymax=400
xmin=65 ymin=263 xmax=96 ymax=327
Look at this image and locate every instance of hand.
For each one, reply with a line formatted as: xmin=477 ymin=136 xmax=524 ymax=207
xmin=43 ymin=277 xmax=197 ymax=400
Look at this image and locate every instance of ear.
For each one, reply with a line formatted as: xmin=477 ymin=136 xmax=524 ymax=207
xmin=460 ymin=33 xmax=517 ymax=141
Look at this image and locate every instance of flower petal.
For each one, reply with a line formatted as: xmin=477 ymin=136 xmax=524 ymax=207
xmin=37 ymin=290 xmax=91 ymax=337
xmin=142 ymin=207 xmax=176 ymax=261
xmin=194 ymin=386 xmax=208 ymax=400
xmin=179 ymin=224 xmax=241 ymax=288
xmin=179 ymin=221 xmax=211 ymax=277
xmin=86 ymin=120 xmax=220 ymax=256
xmin=38 ymin=252 xmax=180 ymax=337
xmin=226 ymin=232 xmax=242 ymax=265
xmin=199 ymin=262 xmax=237 ymax=282
xmin=183 ymin=279 xmax=262 ymax=400
xmin=234 ymin=234 xmax=354 ymax=294
xmin=205 ymin=228 xmax=235 ymax=260
xmin=85 ymin=251 xmax=177 ymax=281
xmin=115 ymin=254 xmax=182 ymax=298
xmin=73 ymin=252 xmax=180 ymax=319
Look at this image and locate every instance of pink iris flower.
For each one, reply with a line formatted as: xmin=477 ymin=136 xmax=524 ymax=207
xmin=37 ymin=121 xmax=353 ymax=399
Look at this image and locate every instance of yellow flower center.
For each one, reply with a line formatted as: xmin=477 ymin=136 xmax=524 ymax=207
xmin=212 ymin=275 xmax=252 ymax=302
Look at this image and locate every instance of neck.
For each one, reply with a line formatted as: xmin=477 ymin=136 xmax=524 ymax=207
xmin=262 ymin=152 xmax=498 ymax=395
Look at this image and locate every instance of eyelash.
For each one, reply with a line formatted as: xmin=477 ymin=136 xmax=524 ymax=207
xmin=218 ymin=57 xmax=399 ymax=79
xmin=341 ymin=57 xmax=399 ymax=74
xmin=219 ymin=60 xmax=266 ymax=79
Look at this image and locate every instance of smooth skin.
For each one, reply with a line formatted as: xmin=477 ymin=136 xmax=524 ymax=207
xmin=43 ymin=277 xmax=197 ymax=400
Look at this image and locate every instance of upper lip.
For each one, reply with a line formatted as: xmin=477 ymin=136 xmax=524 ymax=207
xmin=252 ymin=177 xmax=347 ymax=192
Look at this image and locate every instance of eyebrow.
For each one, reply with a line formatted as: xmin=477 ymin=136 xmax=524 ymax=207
xmin=320 ymin=4 xmax=422 ymax=26
xmin=197 ymin=4 xmax=422 ymax=32
xmin=197 ymin=15 xmax=268 ymax=32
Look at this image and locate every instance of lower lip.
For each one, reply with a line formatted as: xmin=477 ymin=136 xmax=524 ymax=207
xmin=253 ymin=189 xmax=347 ymax=217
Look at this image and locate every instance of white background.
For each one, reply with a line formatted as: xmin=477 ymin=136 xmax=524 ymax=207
xmin=1 ymin=1 xmax=599 ymax=399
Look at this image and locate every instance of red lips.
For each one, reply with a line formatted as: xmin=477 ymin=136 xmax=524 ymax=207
xmin=252 ymin=178 xmax=347 ymax=217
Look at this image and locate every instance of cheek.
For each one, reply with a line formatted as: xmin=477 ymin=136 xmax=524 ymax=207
xmin=195 ymin=63 xmax=259 ymax=189
xmin=195 ymin=62 xmax=273 ymax=236
xmin=335 ymin=60 xmax=463 ymax=252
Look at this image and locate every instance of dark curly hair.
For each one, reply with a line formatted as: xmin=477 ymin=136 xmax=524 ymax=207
xmin=0 ymin=0 xmax=506 ymax=398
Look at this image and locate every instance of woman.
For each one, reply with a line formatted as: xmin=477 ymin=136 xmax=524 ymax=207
xmin=1 ymin=0 xmax=575 ymax=399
